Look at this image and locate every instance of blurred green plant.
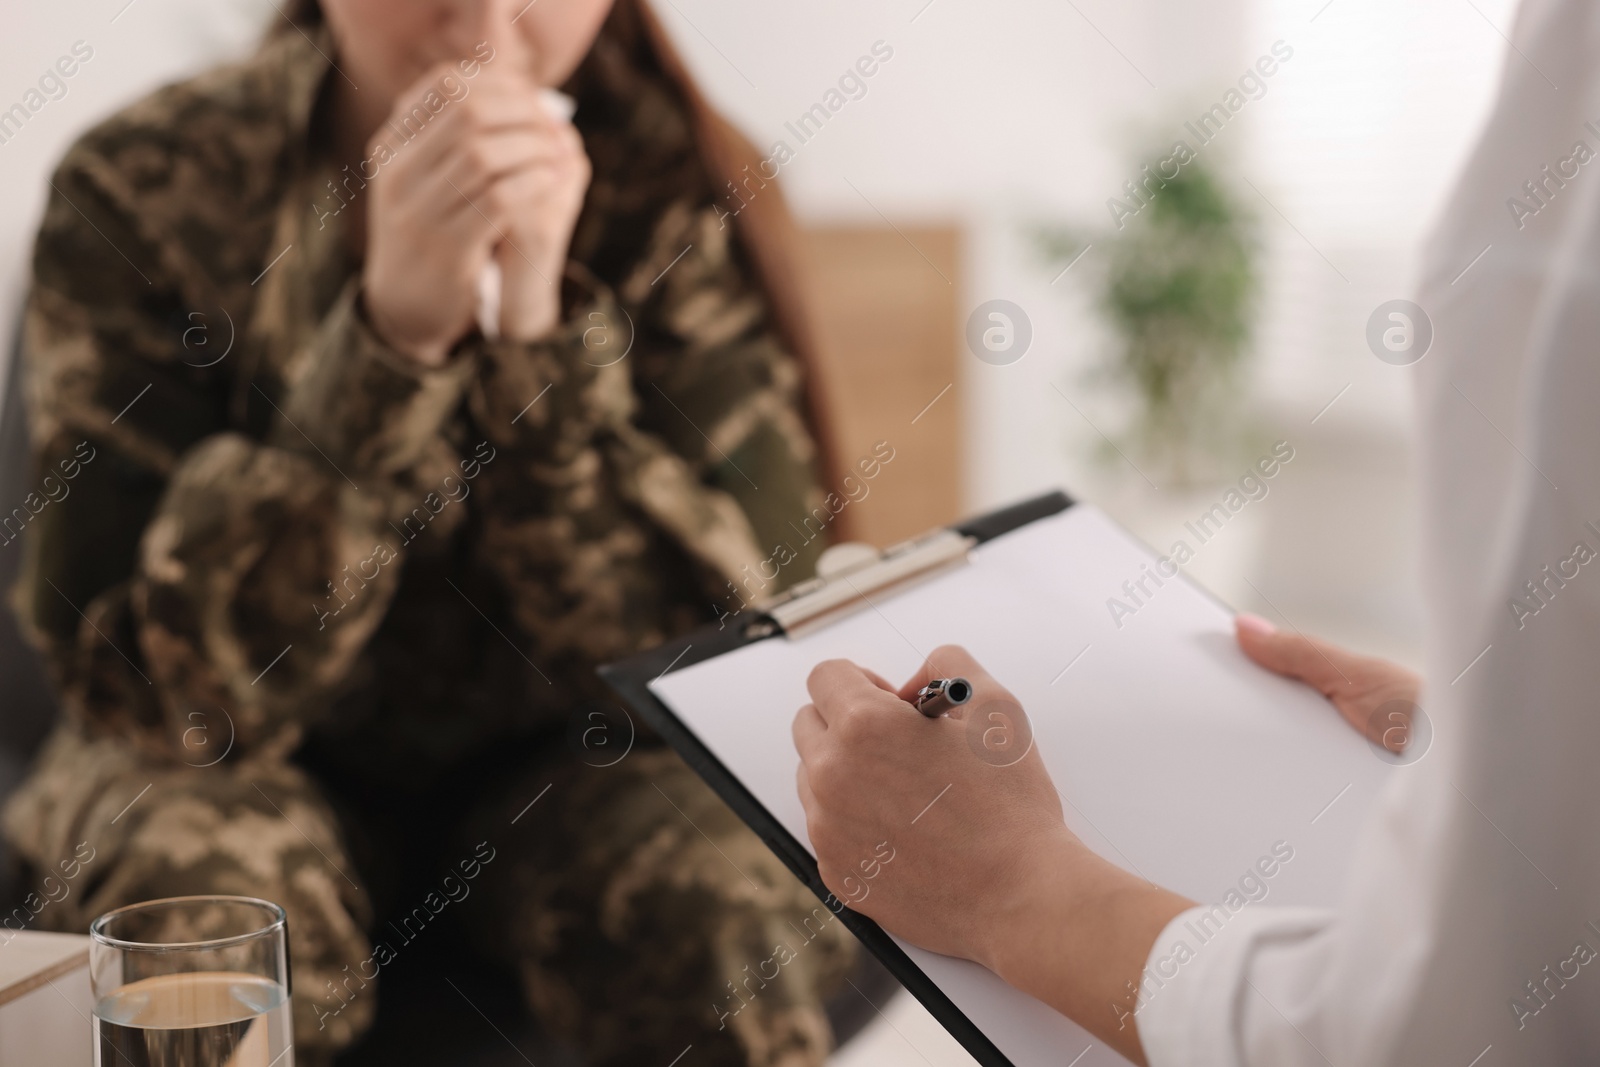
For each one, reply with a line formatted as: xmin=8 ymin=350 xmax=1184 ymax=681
xmin=1039 ymin=151 xmax=1258 ymax=483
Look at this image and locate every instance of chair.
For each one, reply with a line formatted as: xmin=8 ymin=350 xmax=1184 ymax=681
xmin=0 ymin=328 xmax=61 ymax=910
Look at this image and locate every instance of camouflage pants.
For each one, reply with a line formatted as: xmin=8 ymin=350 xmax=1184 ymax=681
xmin=2 ymin=728 xmax=856 ymax=1066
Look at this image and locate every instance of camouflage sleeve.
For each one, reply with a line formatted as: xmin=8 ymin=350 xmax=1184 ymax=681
xmin=16 ymin=156 xmax=468 ymax=756
xmin=133 ymin=280 xmax=475 ymax=752
xmin=625 ymin=206 xmax=828 ymax=586
xmin=466 ymin=203 xmax=825 ymax=618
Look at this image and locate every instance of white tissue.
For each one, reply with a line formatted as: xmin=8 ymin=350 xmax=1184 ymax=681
xmin=476 ymin=88 xmax=577 ymax=340
xmin=475 ymin=259 xmax=504 ymax=340
xmin=538 ymin=87 xmax=578 ymax=124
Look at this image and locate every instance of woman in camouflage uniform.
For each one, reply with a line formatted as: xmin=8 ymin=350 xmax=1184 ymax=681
xmin=2 ymin=0 xmax=857 ymax=1062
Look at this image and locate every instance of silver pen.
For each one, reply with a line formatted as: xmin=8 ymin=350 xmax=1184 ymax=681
xmin=913 ymin=677 xmax=972 ymax=718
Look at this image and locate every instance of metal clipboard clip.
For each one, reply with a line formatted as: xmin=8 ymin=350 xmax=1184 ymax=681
xmin=747 ymin=527 xmax=976 ymax=640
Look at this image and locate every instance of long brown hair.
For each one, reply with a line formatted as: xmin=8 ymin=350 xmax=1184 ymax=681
xmin=280 ymin=0 xmax=322 ymax=26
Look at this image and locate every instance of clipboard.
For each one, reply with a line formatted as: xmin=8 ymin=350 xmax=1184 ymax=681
xmin=600 ymin=491 xmax=1391 ymax=1066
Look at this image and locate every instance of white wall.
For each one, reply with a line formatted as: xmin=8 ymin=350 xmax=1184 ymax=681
xmin=1247 ymin=0 xmax=1518 ymax=430
xmin=651 ymin=0 xmax=1249 ymax=219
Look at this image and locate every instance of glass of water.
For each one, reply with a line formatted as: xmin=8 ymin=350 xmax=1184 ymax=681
xmin=89 ymin=895 xmax=293 ymax=1067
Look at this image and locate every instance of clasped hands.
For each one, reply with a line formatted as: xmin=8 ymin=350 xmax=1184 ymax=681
xmin=361 ymin=25 xmax=590 ymax=368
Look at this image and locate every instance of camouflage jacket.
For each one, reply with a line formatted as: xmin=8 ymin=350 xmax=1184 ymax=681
xmin=9 ymin=4 xmax=828 ymax=780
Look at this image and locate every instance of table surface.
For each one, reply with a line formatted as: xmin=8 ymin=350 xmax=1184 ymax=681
xmin=0 ymin=929 xmax=90 ymax=1006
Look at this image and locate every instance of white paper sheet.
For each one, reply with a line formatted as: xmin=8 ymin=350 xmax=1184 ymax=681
xmin=650 ymin=503 xmax=1397 ymax=1066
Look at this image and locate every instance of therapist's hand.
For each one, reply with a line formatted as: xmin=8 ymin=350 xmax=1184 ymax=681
xmin=794 ymin=647 xmax=1192 ymax=1066
xmin=1234 ymin=614 xmax=1422 ymax=753
xmin=794 ymin=647 xmax=1070 ymax=965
